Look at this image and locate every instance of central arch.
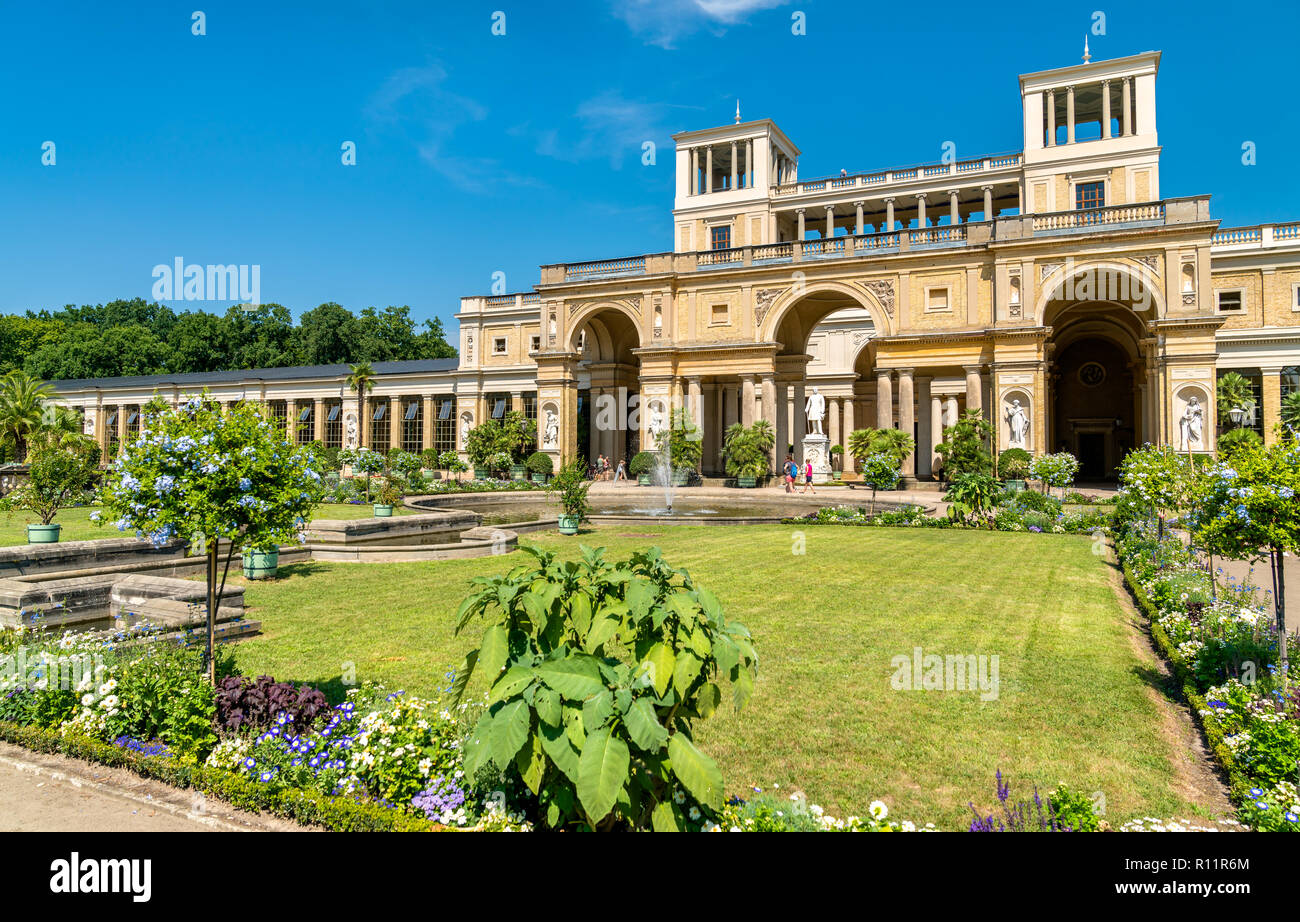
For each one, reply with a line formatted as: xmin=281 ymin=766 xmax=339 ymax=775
xmin=567 ymin=303 xmax=642 ymax=467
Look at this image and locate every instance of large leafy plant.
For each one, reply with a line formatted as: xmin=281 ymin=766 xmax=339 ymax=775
xmin=722 ymin=420 xmax=774 ymax=478
xmin=935 ymin=410 xmax=992 ymax=479
xmin=450 ymin=544 xmax=758 ymax=831
xmin=8 ymin=433 xmax=100 ymax=525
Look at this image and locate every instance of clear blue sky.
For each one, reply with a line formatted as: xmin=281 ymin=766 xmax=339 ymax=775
xmin=2 ymin=0 xmax=1297 ymax=334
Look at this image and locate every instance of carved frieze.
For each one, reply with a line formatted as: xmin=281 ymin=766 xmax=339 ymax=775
xmin=860 ymin=279 xmax=895 ymax=318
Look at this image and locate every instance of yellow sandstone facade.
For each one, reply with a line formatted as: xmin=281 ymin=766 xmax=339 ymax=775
xmin=52 ymin=51 xmax=1300 ymax=481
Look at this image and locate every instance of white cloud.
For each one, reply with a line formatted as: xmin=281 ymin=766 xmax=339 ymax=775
xmin=610 ymin=0 xmax=789 ymax=48
xmin=521 ymin=91 xmax=700 ymax=170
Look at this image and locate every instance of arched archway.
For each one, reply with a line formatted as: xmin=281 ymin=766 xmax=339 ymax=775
xmin=568 ymin=304 xmax=642 ymax=466
xmin=765 ymin=280 xmax=892 ymax=355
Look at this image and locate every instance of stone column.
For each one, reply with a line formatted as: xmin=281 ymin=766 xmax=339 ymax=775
xmin=390 ymin=396 xmax=401 ymax=450
xmin=842 ymin=396 xmax=855 ymax=474
xmin=117 ymin=403 xmax=129 ymax=456
xmin=775 ymin=380 xmax=789 ymax=464
xmin=285 ymin=399 xmax=297 ymax=445
xmin=876 ymin=371 xmax=893 ymax=428
xmin=929 ymin=392 xmax=944 ymax=476
xmin=705 ymin=146 xmax=713 ymax=193
xmin=825 ymin=205 xmax=834 ymax=240
xmin=422 ymin=395 xmax=435 ymax=452
xmin=949 ymin=190 xmax=959 ymax=225
xmin=897 ymin=371 xmax=915 ymax=477
xmin=945 ymin=396 xmax=958 ymax=428
xmin=686 ymin=376 xmax=702 ymax=429
xmin=1066 ymin=85 xmax=1076 ymax=144
xmin=916 ymin=193 xmax=927 ymax=228
xmin=854 ymin=201 xmax=864 ymax=236
xmin=511 ymin=392 xmax=524 ymax=414
xmin=730 ymin=141 xmax=738 ymax=190
xmin=760 ymin=374 xmax=777 ymax=469
xmin=741 ymin=375 xmax=756 ymax=427
xmin=796 ymin=208 xmax=806 ymax=240
xmin=1101 ymin=79 xmax=1112 ymax=138
xmin=828 ymin=397 xmax=841 ymax=452
xmin=313 ymin=397 xmax=325 ymax=443
xmin=916 ymin=377 xmax=933 ymax=478
xmin=723 ymin=383 xmax=738 ymax=430
xmin=715 ymin=384 xmax=727 ymax=469
xmin=745 ymin=139 xmax=754 ymax=188
xmin=1121 ymin=78 xmax=1132 ymax=136
xmin=793 ymin=380 xmax=806 ymax=462
xmin=1046 ymin=90 xmax=1056 ymax=146
xmin=964 ymin=366 xmax=984 ymax=414
xmin=884 ymin=198 xmax=895 ymax=233
xmin=982 ymin=186 xmax=994 ymax=221
xmin=1262 ymin=368 xmax=1283 ymax=446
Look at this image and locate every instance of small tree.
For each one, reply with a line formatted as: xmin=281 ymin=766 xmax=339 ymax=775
xmin=1216 ymin=371 xmax=1256 ymax=430
xmin=99 ymin=397 xmax=325 ymax=681
xmin=659 ymin=407 xmax=703 ymax=475
xmin=8 ymin=434 xmax=100 ymax=526
xmin=1192 ymin=440 xmax=1300 ymax=689
xmin=1030 ymin=452 xmax=1079 ymax=498
xmin=848 ymin=427 xmax=914 ymax=470
xmin=722 ymin=420 xmax=774 ymax=479
xmin=546 ymin=456 xmax=592 ymax=522
xmin=438 ymin=450 xmax=468 ymax=483
xmin=858 ymin=453 xmax=900 ymax=515
xmin=501 ymin=410 xmax=538 ymax=463
xmin=1117 ymin=445 xmax=1191 ymax=538
xmin=998 ymin=448 xmax=1032 ymax=481
xmin=944 ymin=472 xmax=1000 ymax=527
xmin=936 ymin=410 xmax=993 ymax=480
xmin=352 ymin=447 xmax=385 ymax=501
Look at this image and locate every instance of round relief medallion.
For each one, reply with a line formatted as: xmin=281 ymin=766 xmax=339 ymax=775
xmin=1078 ymin=361 xmax=1107 ymax=388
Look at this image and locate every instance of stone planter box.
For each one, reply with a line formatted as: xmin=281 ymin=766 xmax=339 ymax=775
xmin=26 ymin=523 xmax=61 ymax=544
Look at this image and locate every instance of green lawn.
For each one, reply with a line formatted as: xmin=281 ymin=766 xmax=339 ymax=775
xmin=0 ymin=503 xmax=413 ymax=546
xmin=227 ymin=524 xmax=1208 ymax=829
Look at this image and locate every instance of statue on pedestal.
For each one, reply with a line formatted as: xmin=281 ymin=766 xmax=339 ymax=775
xmin=804 ymin=387 xmax=826 ymax=436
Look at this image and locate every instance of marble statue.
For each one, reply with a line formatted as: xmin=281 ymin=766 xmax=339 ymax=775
xmin=804 ymin=387 xmax=826 ymax=436
xmin=344 ymin=413 xmax=358 ymax=449
xmin=460 ymin=413 xmax=472 ymax=448
xmin=1005 ymin=399 xmax=1028 ymax=447
xmin=1179 ymin=395 xmax=1203 ymax=450
xmin=543 ymin=408 xmax=559 ymax=448
xmin=647 ymin=401 xmax=666 ymax=445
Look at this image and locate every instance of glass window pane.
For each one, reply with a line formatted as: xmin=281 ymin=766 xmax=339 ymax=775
xmin=438 ymin=400 xmax=452 ymax=420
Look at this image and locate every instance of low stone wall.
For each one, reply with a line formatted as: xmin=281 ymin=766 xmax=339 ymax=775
xmin=111 ymin=574 xmax=246 ymax=631
xmin=0 ymin=537 xmax=189 ymax=580
xmin=304 ymin=511 xmax=479 ymax=547
xmin=0 ymin=575 xmax=118 ymax=630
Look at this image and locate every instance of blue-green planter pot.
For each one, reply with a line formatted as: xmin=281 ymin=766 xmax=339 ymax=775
xmin=530 ymin=472 xmax=547 ymax=484
xmin=1003 ymin=479 xmax=1026 ymax=493
xmin=511 ymin=464 xmax=527 ymax=481
xmin=637 ymin=474 xmax=651 ymax=485
xmin=557 ymin=514 xmax=580 ymax=535
xmin=26 ymin=523 xmax=61 ymax=544
xmin=736 ymin=475 xmax=758 ymax=488
xmin=242 ymin=548 xmax=279 ymax=580
xmin=373 ymin=504 xmax=394 ymax=517
xmin=473 ymin=467 xmax=489 ymax=480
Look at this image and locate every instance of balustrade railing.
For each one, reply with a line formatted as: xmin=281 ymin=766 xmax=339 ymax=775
xmin=1032 ymin=202 xmax=1164 ymax=232
xmin=1211 ymin=222 xmax=1300 ymax=248
xmin=771 ymin=151 xmax=1022 ymax=197
xmin=563 ymin=255 xmax=647 ymax=280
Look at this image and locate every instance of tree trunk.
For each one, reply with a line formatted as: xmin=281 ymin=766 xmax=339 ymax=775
xmin=205 ymin=539 xmax=218 ymax=683
xmin=1273 ymin=546 xmax=1288 ymax=692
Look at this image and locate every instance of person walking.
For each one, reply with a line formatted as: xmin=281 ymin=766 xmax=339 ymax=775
xmin=614 ymin=458 xmax=626 ymax=482
xmin=800 ymin=457 xmax=816 ymax=494
xmin=783 ymin=454 xmax=796 ymax=493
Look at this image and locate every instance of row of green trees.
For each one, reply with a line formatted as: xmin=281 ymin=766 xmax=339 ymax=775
xmin=1 ymin=299 xmax=455 ymax=380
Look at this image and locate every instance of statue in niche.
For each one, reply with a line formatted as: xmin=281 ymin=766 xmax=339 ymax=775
xmin=1004 ymin=398 xmax=1029 ymax=447
xmin=543 ymin=408 xmax=559 ymax=448
xmin=344 ymin=412 xmax=359 ymax=449
xmin=647 ymin=401 xmax=666 ymax=446
xmin=460 ymin=413 xmax=473 ymax=448
xmin=1179 ymin=395 xmax=1204 ymax=450
xmin=804 ymin=387 xmax=826 ymax=436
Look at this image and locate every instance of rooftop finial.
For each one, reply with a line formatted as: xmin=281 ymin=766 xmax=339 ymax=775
xmin=1082 ymin=35 xmax=1091 ymax=63
xmin=735 ymin=99 xmax=741 ymax=124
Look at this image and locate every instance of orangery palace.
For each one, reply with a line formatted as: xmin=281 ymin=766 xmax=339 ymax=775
xmin=49 ymin=51 xmax=1300 ymax=482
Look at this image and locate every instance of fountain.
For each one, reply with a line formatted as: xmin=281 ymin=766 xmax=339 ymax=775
xmin=651 ymin=437 xmax=675 ymax=515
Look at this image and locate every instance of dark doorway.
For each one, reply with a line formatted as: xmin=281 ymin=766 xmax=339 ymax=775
xmin=1077 ymin=433 xmax=1105 ymax=480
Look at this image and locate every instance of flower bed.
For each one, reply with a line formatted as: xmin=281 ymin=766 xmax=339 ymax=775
xmin=786 ymin=501 xmax=1111 ymax=535
xmin=1115 ymin=518 xmax=1299 ymax=831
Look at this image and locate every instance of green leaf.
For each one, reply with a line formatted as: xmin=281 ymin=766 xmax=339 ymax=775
xmin=731 ymin=665 xmax=754 ymax=711
xmin=515 ymin=730 xmax=547 ymax=795
xmin=537 ymin=655 xmax=605 ymax=700
xmin=694 ymin=682 xmax=721 ymax=719
xmin=539 ymin=720 xmax=581 ymax=783
xmin=490 ymin=699 xmax=531 ymax=769
xmin=488 ymin=665 xmax=534 ymax=705
xmin=534 ymin=686 xmax=563 ymax=726
xmin=673 ymin=651 xmax=702 ymax=697
xmin=652 ymin=800 xmax=683 ymax=832
xmin=564 ymin=703 xmax=586 ymax=749
xmin=583 ymin=689 xmax=615 ymax=730
xmin=584 ymin=612 xmax=621 ymax=653
xmin=640 ymin=642 xmax=675 ymax=697
xmin=667 ymin=733 xmax=723 ymax=811
xmin=463 ymin=713 xmax=493 ymax=776
xmin=478 ymin=624 xmax=509 ymax=681
xmin=569 ymin=590 xmax=593 ymax=635
xmin=577 ymin=727 xmax=629 ymax=824
xmin=448 ymin=649 xmax=478 ymax=706
xmin=712 ymin=634 xmax=739 ymax=675
xmin=624 ymin=698 xmax=669 ymax=752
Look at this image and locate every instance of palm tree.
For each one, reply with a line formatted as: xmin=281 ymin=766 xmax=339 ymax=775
xmin=0 ymin=370 xmax=54 ymax=462
xmin=1282 ymin=391 xmax=1300 ymax=432
xmin=847 ymin=426 xmax=915 ymax=469
xmin=1216 ymin=372 xmax=1255 ymax=430
xmin=345 ymin=361 xmax=375 ymax=448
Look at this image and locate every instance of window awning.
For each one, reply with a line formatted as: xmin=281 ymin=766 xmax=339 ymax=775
xmin=404 ymin=401 xmax=419 ymax=421
xmin=438 ymin=401 xmax=453 ymax=420
xmin=492 ymin=399 xmax=506 ymax=419
xmin=327 ymin=405 xmax=340 ymax=422
xmin=373 ymin=404 xmax=386 ymax=421
xmin=298 ymin=407 xmax=312 ymax=422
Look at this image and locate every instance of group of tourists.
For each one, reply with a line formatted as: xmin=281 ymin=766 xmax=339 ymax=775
xmin=781 ymin=454 xmax=816 ymax=494
xmin=593 ymin=454 xmax=627 ymax=482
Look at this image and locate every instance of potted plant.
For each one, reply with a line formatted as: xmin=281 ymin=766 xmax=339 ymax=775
xmin=503 ymin=410 xmax=536 ymax=481
xmin=830 ymin=444 xmax=844 ymax=482
xmin=488 ymin=451 xmax=513 ymax=480
xmin=629 ymin=450 xmax=657 ymax=485
xmin=241 ymin=545 xmax=280 ymax=580
xmin=998 ymin=448 xmax=1032 ymax=492
xmin=661 ymin=408 xmax=703 ymax=487
xmin=8 ymin=434 xmax=99 ymax=544
xmin=547 ymin=457 xmax=591 ymax=535
xmin=437 ymin=450 xmax=466 ymax=484
xmin=373 ymin=475 xmax=404 ymax=517
xmin=420 ymin=447 xmax=441 ymax=475
xmin=723 ymin=420 xmax=773 ymax=488
xmin=352 ymin=447 xmax=385 ymax=501
xmin=526 ymin=450 xmax=553 ymax=484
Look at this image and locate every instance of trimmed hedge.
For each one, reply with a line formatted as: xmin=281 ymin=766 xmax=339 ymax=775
xmin=1117 ymin=552 xmax=1252 ymax=808
xmin=0 ymin=720 xmax=445 ymax=832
